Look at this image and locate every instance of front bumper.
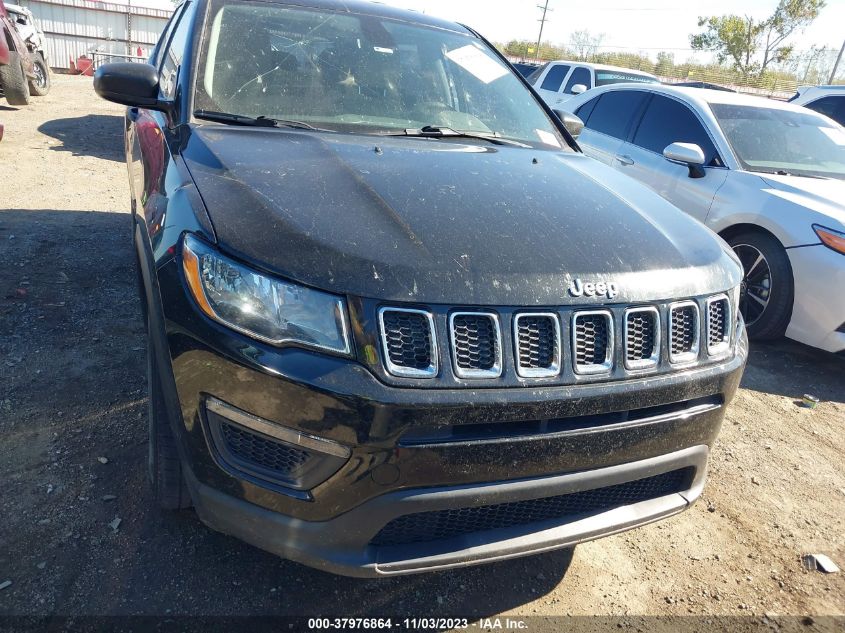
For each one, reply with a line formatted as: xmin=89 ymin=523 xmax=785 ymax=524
xmin=787 ymin=244 xmax=845 ymax=353
xmin=153 ymin=258 xmax=747 ymax=576
xmin=186 ymin=445 xmax=708 ymax=577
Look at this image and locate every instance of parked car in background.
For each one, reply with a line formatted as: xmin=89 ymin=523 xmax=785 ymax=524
xmin=511 ymin=61 xmax=539 ymax=78
xmin=5 ymin=2 xmax=50 ymax=96
xmin=563 ymin=84 xmax=845 ymax=353
xmin=0 ymin=0 xmax=35 ymax=105
xmin=671 ymin=81 xmax=735 ymax=92
xmin=789 ymin=85 xmax=845 ymax=127
xmin=529 ymin=60 xmax=658 ymax=108
xmin=93 ymin=0 xmax=747 ymax=577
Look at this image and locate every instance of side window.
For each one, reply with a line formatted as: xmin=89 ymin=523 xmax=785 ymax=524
xmin=149 ymin=3 xmax=185 ymax=67
xmin=805 ymin=96 xmax=845 ymax=127
xmin=159 ymin=3 xmax=193 ymax=100
xmin=540 ymin=64 xmax=571 ymax=92
xmin=575 ymin=96 xmax=599 ymax=124
xmin=633 ymin=95 xmax=721 ymax=165
xmin=583 ymin=90 xmax=649 ymax=140
xmin=563 ymin=67 xmax=591 ymax=94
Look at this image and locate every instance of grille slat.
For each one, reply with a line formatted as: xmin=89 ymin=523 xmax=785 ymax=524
xmin=379 ymin=308 xmax=437 ymax=378
xmin=371 ymin=469 xmax=692 ymax=547
xmin=706 ymin=296 xmax=730 ymax=353
xmin=515 ymin=313 xmax=560 ymax=377
xmin=669 ymin=302 xmax=699 ymax=363
xmin=572 ymin=311 xmax=612 ymax=374
xmin=451 ymin=312 xmax=501 ymax=378
xmin=625 ymin=308 xmax=659 ymax=369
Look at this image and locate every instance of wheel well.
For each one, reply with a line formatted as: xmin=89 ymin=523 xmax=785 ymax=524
xmin=718 ymin=223 xmax=782 ymax=247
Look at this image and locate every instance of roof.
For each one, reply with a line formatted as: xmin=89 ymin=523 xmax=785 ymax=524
xmin=603 ymin=83 xmax=814 ymax=114
xmin=546 ymin=60 xmax=657 ymax=77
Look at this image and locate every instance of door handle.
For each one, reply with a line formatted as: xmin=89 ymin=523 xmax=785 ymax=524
xmin=615 ymin=154 xmax=634 ymax=166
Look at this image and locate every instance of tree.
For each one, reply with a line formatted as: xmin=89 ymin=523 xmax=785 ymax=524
xmin=690 ymin=0 xmax=825 ymax=77
xmin=569 ymin=30 xmax=604 ymax=62
xmin=654 ymin=51 xmax=675 ymax=77
xmin=502 ymin=39 xmax=568 ymax=62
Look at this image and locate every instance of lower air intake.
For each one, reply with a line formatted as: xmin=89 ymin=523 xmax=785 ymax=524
xmin=371 ymin=468 xmax=692 ymax=547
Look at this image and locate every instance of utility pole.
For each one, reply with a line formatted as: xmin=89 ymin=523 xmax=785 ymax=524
xmin=830 ymin=38 xmax=845 ymax=84
xmin=127 ymin=0 xmax=132 ymax=58
xmin=534 ymin=0 xmax=552 ymax=64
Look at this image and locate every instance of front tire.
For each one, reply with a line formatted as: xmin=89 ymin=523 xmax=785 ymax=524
xmin=147 ymin=316 xmax=192 ymax=509
xmin=727 ymin=231 xmax=793 ymax=340
xmin=28 ymin=53 xmax=50 ymax=96
xmin=0 ymin=51 xmax=31 ymax=105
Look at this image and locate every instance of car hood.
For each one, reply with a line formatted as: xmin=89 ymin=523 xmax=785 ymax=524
xmin=182 ymin=127 xmax=740 ymax=305
xmin=760 ymin=173 xmax=845 ymax=229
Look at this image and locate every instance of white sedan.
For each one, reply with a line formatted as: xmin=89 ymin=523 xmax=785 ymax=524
xmin=561 ymin=84 xmax=845 ymax=353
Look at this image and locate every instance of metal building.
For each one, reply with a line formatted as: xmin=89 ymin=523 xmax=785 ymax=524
xmin=17 ymin=0 xmax=172 ymax=70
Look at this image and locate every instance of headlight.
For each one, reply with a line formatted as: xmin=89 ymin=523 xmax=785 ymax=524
xmin=813 ymin=224 xmax=845 ymax=255
xmin=182 ymin=234 xmax=351 ymax=355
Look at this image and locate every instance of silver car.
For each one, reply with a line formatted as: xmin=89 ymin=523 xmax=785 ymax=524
xmin=563 ymin=84 xmax=845 ymax=353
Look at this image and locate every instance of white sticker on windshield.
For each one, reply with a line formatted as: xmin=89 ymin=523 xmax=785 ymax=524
xmin=819 ymin=126 xmax=845 ymax=145
xmin=445 ymin=44 xmax=509 ymax=84
xmin=536 ymin=129 xmax=561 ymax=147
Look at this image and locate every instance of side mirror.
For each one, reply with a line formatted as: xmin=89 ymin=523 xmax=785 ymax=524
xmin=553 ymin=110 xmax=584 ymax=139
xmin=16 ymin=16 xmax=27 ymax=25
xmin=93 ymin=63 xmax=170 ymax=112
xmin=663 ymin=142 xmax=706 ymax=178
xmin=570 ymin=84 xmax=587 ymax=95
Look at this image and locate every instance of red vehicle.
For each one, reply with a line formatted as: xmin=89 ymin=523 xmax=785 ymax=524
xmin=0 ymin=0 xmax=37 ymax=105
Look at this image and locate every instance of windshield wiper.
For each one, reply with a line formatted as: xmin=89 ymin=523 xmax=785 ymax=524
xmin=194 ymin=110 xmax=324 ymax=131
xmin=381 ymin=125 xmax=531 ymax=148
xmin=752 ymin=168 xmax=826 ymax=179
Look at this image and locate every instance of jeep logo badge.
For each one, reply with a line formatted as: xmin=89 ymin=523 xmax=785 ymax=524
xmin=569 ymin=278 xmax=619 ymax=299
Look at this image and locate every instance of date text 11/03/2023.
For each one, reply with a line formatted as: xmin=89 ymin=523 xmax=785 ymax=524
xmin=306 ymin=618 xmax=529 ymax=630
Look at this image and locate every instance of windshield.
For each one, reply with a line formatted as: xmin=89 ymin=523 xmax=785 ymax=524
xmin=594 ymin=70 xmax=658 ymax=87
xmin=194 ymin=1 xmax=566 ymax=149
xmin=711 ymin=103 xmax=845 ymax=180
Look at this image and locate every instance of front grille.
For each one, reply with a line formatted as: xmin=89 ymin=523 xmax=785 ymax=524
xmin=371 ymin=468 xmax=692 ymax=547
xmin=625 ymin=307 xmax=659 ymax=369
xmin=572 ymin=311 xmax=612 ymax=374
xmin=450 ymin=312 xmax=502 ymax=378
xmin=669 ymin=302 xmax=699 ymax=363
xmin=514 ymin=313 xmax=560 ymax=377
xmin=376 ymin=294 xmax=732 ymax=384
xmin=378 ymin=308 xmax=437 ymax=378
xmin=220 ymin=421 xmax=310 ymax=475
xmin=706 ymin=296 xmax=730 ymax=354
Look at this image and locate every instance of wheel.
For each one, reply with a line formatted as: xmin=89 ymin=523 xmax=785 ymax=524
xmin=147 ymin=316 xmax=192 ymax=509
xmin=28 ymin=53 xmax=50 ymax=96
xmin=0 ymin=51 xmax=31 ymax=105
xmin=727 ymin=231 xmax=794 ymax=340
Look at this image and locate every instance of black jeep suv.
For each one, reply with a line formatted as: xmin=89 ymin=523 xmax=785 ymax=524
xmin=94 ymin=0 xmax=747 ymax=577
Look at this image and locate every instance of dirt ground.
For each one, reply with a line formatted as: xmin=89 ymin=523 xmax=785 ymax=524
xmin=1 ymin=76 xmax=844 ymax=630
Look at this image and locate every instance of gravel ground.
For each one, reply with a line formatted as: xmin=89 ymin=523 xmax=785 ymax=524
xmin=1 ymin=76 xmax=844 ymax=630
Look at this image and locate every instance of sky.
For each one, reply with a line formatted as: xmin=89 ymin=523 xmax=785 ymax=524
xmin=129 ymin=0 xmax=845 ymax=60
